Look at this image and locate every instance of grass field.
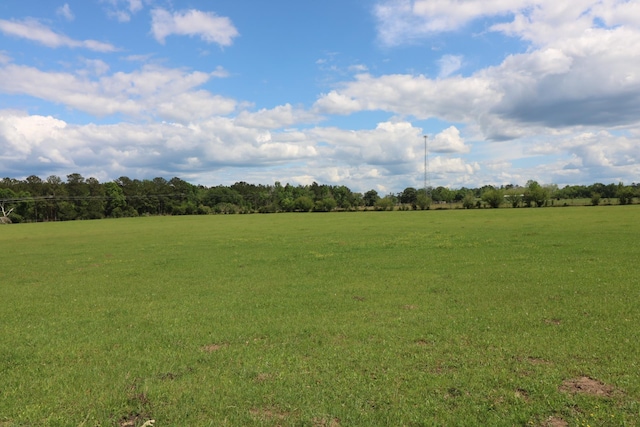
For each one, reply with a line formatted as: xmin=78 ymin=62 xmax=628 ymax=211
xmin=1 ymin=207 xmax=639 ymax=426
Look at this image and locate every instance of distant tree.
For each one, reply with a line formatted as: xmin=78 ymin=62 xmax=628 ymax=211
xmin=375 ymin=196 xmax=395 ymax=211
xmin=332 ymin=185 xmax=353 ymax=209
xmin=416 ymin=189 xmax=432 ymax=210
xmin=363 ymin=189 xmax=380 ymax=207
xmin=481 ymin=188 xmax=504 ymax=208
xmin=591 ymin=192 xmax=601 ymax=206
xmin=462 ymin=193 xmax=476 ymax=209
xmin=524 ymin=180 xmax=549 ymax=207
xmin=0 ymin=188 xmax=16 ymax=224
xmin=104 ymin=182 xmax=127 ymax=217
xmin=314 ymin=197 xmax=337 ymax=212
xmin=504 ymin=188 xmax=523 ymax=208
xmin=617 ymin=183 xmax=635 ymax=205
xmin=399 ymin=187 xmax=418 ymax=207
xmin=293 ymin=196 xmax=314 ymax=212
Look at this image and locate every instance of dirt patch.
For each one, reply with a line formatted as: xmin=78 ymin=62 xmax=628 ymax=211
xmin=543 ymin=416 xmax=568 ymax=427
xmin=249 ymin=407 xmax=290 ymax=421
xmin=544 ymin=318 xmax=562 ymax=325
xmin=202 ymin=343 xmax=228 ymax=352
xmin=119 ymin=413 xmax=154 ymax=427
xmin=255 ymin=373 xmax=273 ymax=382
xmin=352 ymin=295 xmax=366 ymax=301
xmin=514 ymin=388 xmax=530 ymax=402
xmin=313 ymin=417 xmax=341 ymax=427
xmin=402 ymin=304 xmax=417 ymax=310
xmin=560 ymin=376 xmax=615 ymax=397
xmin=158 ymin=372 xmax=177 ymax=380
xmin=526 ymin=357 xmax=553 ymax=366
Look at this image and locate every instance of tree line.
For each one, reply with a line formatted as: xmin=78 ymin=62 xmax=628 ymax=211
xmin=0 ymin=174 xmax=638 ymax=223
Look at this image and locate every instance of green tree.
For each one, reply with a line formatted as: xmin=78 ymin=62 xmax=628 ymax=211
xmin=293 ymin=196 xmax=314 ymax=212
xmin=523 ymin=180 xmax=549 ymax=207
xmin=462 ymin=192 xmax=476 ymax=209
xmin=104 ymin=182 xmax=127 ymax=217
xmin=399 ymin=187 xmax=418 ymax=206
xmin=416 ymin=189 xmax=432 ymax=210
xmin=363 ymin=189 xmax=380 ymax=207
xmin=504 ymin=188 xmax=523 ymax=208
xmin=375 ymin=196 xmax=395 ymax=211
xmin=481 ymin=188 xmax=504 ymax=208
xmin=617 ymin=183 xmax=635 ymax=205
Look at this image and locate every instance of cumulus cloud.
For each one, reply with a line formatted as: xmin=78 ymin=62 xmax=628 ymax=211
xmin=430 ymin=126 xmax=470 ymax=153
xmin=0 ymin=110 xmax=318 ymax=180
xmin=151 ymin=9 xmax=239 ymax=46
xmin=0 ymin=18 xmax=117 ymax=52
xmin=0 ymin=64 xmax=236 ymax=121
xmin=235 ymin=104 xmax=320 ymax=129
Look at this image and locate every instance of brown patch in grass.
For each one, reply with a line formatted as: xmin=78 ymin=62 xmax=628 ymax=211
xmin=249 ymin=407 xmax=290 ymax=421
xmin=543 ymin=416 xmax=568 ymax=427
xmin=560 ymin=376 xmax=616 ymax=397
xmin=202 ymin=343 xmax=228 ymax=352
xmin=403 ymin=304 xmax=417 ymax=310
xmin=515 ymin=388 xmax=530 ymax=402
xmin=352 ymin=295 xmax=366 ymax=301
xmin=544 ymin=318 xmax=562 ymax=325
xmin=313 ymin=417 xmax=341 ymax=427
xmin=119 ymin=412 xmax=154 ymax=427
xmin=255 ymin=373 xmax=273 ymax=382
xmin=159 ymin=372 xmax=177 ymax=381
xmin=526 ymin=357 xmax=553 ymax=366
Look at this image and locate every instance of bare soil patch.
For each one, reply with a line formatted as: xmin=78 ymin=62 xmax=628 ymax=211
xmin=560 ymin=376 xmax=615 ymax=397
xmin=249 ymin=407 xmax=290 ymax=421
xmin=543 ymin=416 xmax=568 ymax=427
xmin=526 ymin=357 xmax=553 ymax=365
xmin=544 ymin=318 xmax=562 ymax=325
xmin=202 ymin=343 xmax=228 ymax=352
xmin=514 ymin=388 xmax=530 ymax=402
xmin=313 ymin=417 xmax=341 ymax=427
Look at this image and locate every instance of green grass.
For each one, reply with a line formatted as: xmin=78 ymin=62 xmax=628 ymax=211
xmin=1 ymin=207 xmax=639 ymax=426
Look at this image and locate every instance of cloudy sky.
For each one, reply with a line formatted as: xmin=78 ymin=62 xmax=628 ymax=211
xmin=1 ymin=0 xmax=639 ymax=192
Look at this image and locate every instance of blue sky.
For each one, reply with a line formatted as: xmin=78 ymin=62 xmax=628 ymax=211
xmin=1 ymin=0 xmax=639 ymax=193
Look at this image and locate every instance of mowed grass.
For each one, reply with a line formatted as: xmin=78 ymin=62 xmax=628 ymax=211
xmin=1 ymin=207 xmax=639 ymax=426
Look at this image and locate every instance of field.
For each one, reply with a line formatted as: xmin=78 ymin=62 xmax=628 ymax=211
xmin=1 ymin=207 xmax=639 ymax=426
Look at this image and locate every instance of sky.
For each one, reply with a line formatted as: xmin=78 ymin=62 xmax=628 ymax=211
xmin=0 ymin=0 xmax=639 ymax=193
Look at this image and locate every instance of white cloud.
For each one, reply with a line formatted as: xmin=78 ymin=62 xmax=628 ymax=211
xmin=437 ymin=54 xmax=463 ymax=78
xmin=235 ymin=104 xmax=320 ymax=129
xmin=101 ymin=0 xmax=145 ymax=22
xmin=0 ymin=19 xmax=117 ymax=52
xmin=56 ymin=4 xmax=75 ymax=21
xmin=309 ymin=121 xmax=422 ymax=168
xmin=430 ymin=126 xmax=470 ymax=153
xmin=0 ymin=64 xmax=236 ymax=121
xmin=151 ymin=9 xmax=239 ymax=46
xmin=374 ymin=0 xmax=530 ymax=46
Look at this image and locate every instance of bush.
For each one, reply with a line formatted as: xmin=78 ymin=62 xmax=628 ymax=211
xmin=462 ymin=193 xmax=476 ymax=209
xmin=293 ymin=196 xmax=314 ymax=212
xmin=481 ymin=189 xmax=504 ymax=208
xmin=375 ymin=197 xmax=395 ymax=211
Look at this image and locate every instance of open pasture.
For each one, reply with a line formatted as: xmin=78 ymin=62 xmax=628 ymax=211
xmin=1 ymin=207 xmax=639 ymax=426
